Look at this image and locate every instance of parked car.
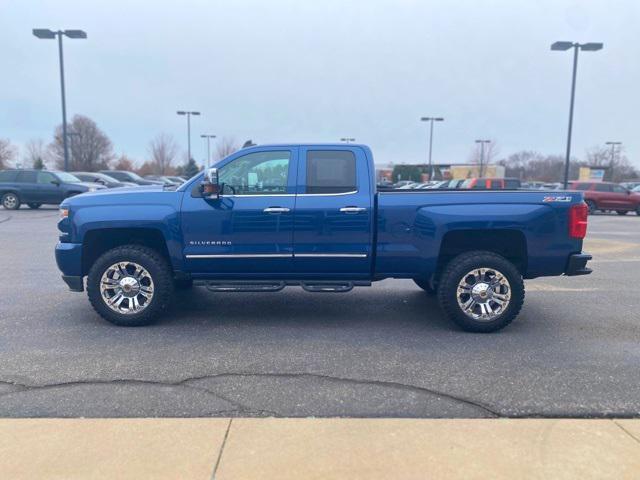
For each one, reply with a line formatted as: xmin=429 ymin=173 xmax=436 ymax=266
xmin=569 ymin=181 xmax=640 ymax=215
xmin=0 ymin=169 xmax=106 ymax=210
xmin=72 ymin=171 xmax=137 ymax=188
xmin=460 ymin=177 xmax=522 ymax=189
xmin=164 ymin=176 xmax=187 ymax=184
xmin=393 ymin=180 xmax=417 ymax=188
xmin=99 ymin=170 xmax=164 ymax=186
xmin=620 ymin=181 xmax=640 ymax=190
xmin=444 ymin=179 xmax=465 ymax=189
xmin=143 ymin=175 xmax=182 ymax=186
xmin=56 ymin=143 xmax=591 ymax=333
xmin=633 ymin=185 xmax=640 ymax=193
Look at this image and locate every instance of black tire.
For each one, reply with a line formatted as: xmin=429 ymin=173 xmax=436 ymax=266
xmin=585 ymin=200 xmax=597 ymax=214
xmin=87 ymin=245 xmax=174 ymax=326
xmin=437 ymin=251 xmax=524 ymax=333
xmin=27 ymin=203 xmax=42 ymax=209
xmin=637 ymin=206 xmax=640 ymax=216
xmin=414 ymin=278 xmax=437 ymax=295
xmin=2 ymin=192 xmax=20 ymax=210
xmin=616 ymin=210 xmax=628 ymax=216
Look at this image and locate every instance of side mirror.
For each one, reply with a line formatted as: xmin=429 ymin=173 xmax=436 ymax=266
xmin=200 ymin=167 xmax=221 ymax=198
xmin=51 ymin=180 xmax=60 ymax=186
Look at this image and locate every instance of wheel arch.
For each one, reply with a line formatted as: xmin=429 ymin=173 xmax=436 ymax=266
xmin=436 ymin=229 xmax=528 ymax=280
xmin=81 ymin=227 xmax=172 ymax=276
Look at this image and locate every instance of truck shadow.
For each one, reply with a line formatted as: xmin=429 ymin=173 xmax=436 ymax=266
xmin=166 ymin=285 xmax=454 ymax=332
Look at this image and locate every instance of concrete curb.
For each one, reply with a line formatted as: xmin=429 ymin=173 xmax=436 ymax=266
xmin=1 ymin=418 xmax=639 ymax=479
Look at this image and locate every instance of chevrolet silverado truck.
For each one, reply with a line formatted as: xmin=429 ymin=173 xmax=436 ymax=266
xmin=55 ymin=144 xmax=592 ymax=332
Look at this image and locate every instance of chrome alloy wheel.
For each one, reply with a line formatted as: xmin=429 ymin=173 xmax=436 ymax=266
xmin=456 ymin=268 xmax=511 ymax=321
xmin=100 ymin=262 xmax=154 ymax=314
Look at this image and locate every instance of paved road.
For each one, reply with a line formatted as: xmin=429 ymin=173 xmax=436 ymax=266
xmin=1 ymin=207 xmax=639 ymax=418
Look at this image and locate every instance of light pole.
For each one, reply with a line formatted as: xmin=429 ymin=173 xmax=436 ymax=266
xmin=200 ymin=134 xmax=216 ymax=169
xmin=340 ymin=137 xmax=355 ymax=144
xmin=177 ymin=111 xmax=201 ymax=162
xmin=420 ymin=117 xmax=444 ymax=180
xmin=605 ymin=141 xmax=622 ymax=181
xmin=33 ymin=28 xmax=87 ymax=172
xmin=551 ymin=41 xmax=604 ymax=188
xmin=475 ymin=140 xmax=491 ymax=177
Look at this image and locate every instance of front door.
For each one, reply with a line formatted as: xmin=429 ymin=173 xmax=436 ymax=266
xmin=292 ymin=147 xmax=373 ymax=278
xmin=37 ymin=171 xmax=63 ymax=203
xmin=181 ymin=148 xmax=297 ymax=277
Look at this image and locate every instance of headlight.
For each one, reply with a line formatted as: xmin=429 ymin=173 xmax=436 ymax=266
xmin=59 ymin=207 xmax=69 ymax=219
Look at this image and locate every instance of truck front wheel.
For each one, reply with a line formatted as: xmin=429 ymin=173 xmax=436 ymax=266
xmin=87 ymin=245 xmax=174 ymax=326
xmin=437 ymin=251 xmax=524 ymax=333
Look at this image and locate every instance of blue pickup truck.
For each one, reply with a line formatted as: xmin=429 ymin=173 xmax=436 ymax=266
xmin=55 ymin=144 xmax=591 ymax=332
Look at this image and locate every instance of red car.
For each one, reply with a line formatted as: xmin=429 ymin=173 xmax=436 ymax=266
xmin=569 ymin=181 xmax=640 ymax=215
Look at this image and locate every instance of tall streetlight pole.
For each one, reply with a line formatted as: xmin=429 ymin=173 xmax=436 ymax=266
xmin=420 ymin=117 xmax=444 ymax=180
xmin=551 ymin=41 xmax=604 ymax=188
xmin=475 ymin=140 xmax=491 ymax=177
xmin=340 ymin=137 xmax=355 ymax=144
xmin=33 ymin=28 xmax=87 ymax=172
xmin=605 ymin=141 xmax=622 ymax=181
xmin=177 ymin=111 xmax=201 ymax=162
xmin=200 ymin=134 xmax=216 ymax=169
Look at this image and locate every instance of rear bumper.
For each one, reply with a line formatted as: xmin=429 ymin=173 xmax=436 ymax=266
xmin=564 ymin=252 xmax=592 ymax=276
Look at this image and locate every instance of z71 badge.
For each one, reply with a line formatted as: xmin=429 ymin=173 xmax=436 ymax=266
xmin=543 ymin=196 xmax=572 ymax=203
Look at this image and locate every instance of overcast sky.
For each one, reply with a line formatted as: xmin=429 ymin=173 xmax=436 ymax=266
xmin=1 ymin=0 xmax=638 ymax=168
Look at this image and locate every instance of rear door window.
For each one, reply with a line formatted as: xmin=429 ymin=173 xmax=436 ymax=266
xmin=573 ymin=183 xmax=591 ymax=190
xmin=0 ymin=170 xmax=18 ymax=182
xmin=15 ymin=171 xmax=37 ymax=183
xmin=306 ymin=150 xmax=357 ymax=194
xmin=594 ymin=184 xmax=612 ymax=192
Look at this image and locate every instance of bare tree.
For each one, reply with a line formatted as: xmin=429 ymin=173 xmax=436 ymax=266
xmin=0 ymin=138 xmax=17 ymax=169
xmin=148 ymin=133 xmax=178 ymax=175
xmin=50 ymin=114 xmax=114 ymax=171
xmin=24 ymin=139 xmax=49 ymax=169
xmin=469 ymin=140 xmax=500 ymax=166
xmin=586 ymin=145 xmax=637 ymax=182
xmin=215 ymin=137 xmax=240 ymax=160
xmin=112 ymin=154 xmax=135 ymax=172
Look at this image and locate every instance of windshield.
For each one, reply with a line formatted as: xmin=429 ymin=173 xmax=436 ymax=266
xmin=56 ymin=172 xmax=82 ymax=183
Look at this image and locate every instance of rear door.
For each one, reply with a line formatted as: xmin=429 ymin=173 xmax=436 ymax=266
xmin=293 ymin=147 xmax=373 ymax=278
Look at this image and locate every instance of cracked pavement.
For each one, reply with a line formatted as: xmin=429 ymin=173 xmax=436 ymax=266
xmin=1 ymin=208 xmax=639 ymax=418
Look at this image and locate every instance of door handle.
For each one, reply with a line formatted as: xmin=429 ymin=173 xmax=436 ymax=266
xmin=339 ymin=207 xmax=366 ymax=214
xmin=263 ymin=207 xmax=290 ymax=214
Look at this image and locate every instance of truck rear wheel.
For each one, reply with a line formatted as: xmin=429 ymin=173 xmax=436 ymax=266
xmin=437 ymin=251 xmax=524 ymax=333
xmin=87 ymin=245 xmax=174 ymax=326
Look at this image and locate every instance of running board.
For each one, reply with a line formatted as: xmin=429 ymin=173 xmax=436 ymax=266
xmin=203 ymin=281 xmax=285 ymax=292
xmin=301 ymin=282 xmax=354 ymax=293
xmin=194 ymin=280 xmax=371 ymax=293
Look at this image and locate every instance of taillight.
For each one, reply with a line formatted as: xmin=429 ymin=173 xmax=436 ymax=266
xmin=569 ymin=203 xmax=588 ymax=239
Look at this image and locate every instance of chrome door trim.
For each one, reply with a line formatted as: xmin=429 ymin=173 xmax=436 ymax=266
xmin=186 ymin=254 xmax=293 ymax=259
xmin=294 ymin=253 xmax=368 ymax=258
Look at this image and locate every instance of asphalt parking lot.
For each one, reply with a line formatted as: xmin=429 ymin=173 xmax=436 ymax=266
xmin=0 ymin=207 xmax=639 ymax=418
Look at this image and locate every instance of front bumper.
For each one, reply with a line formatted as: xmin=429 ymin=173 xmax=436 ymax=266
xmin=55 ymin=242 xmax=84 ymax=291
xmin=564 ymin=252 xmax=592 ymax=276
